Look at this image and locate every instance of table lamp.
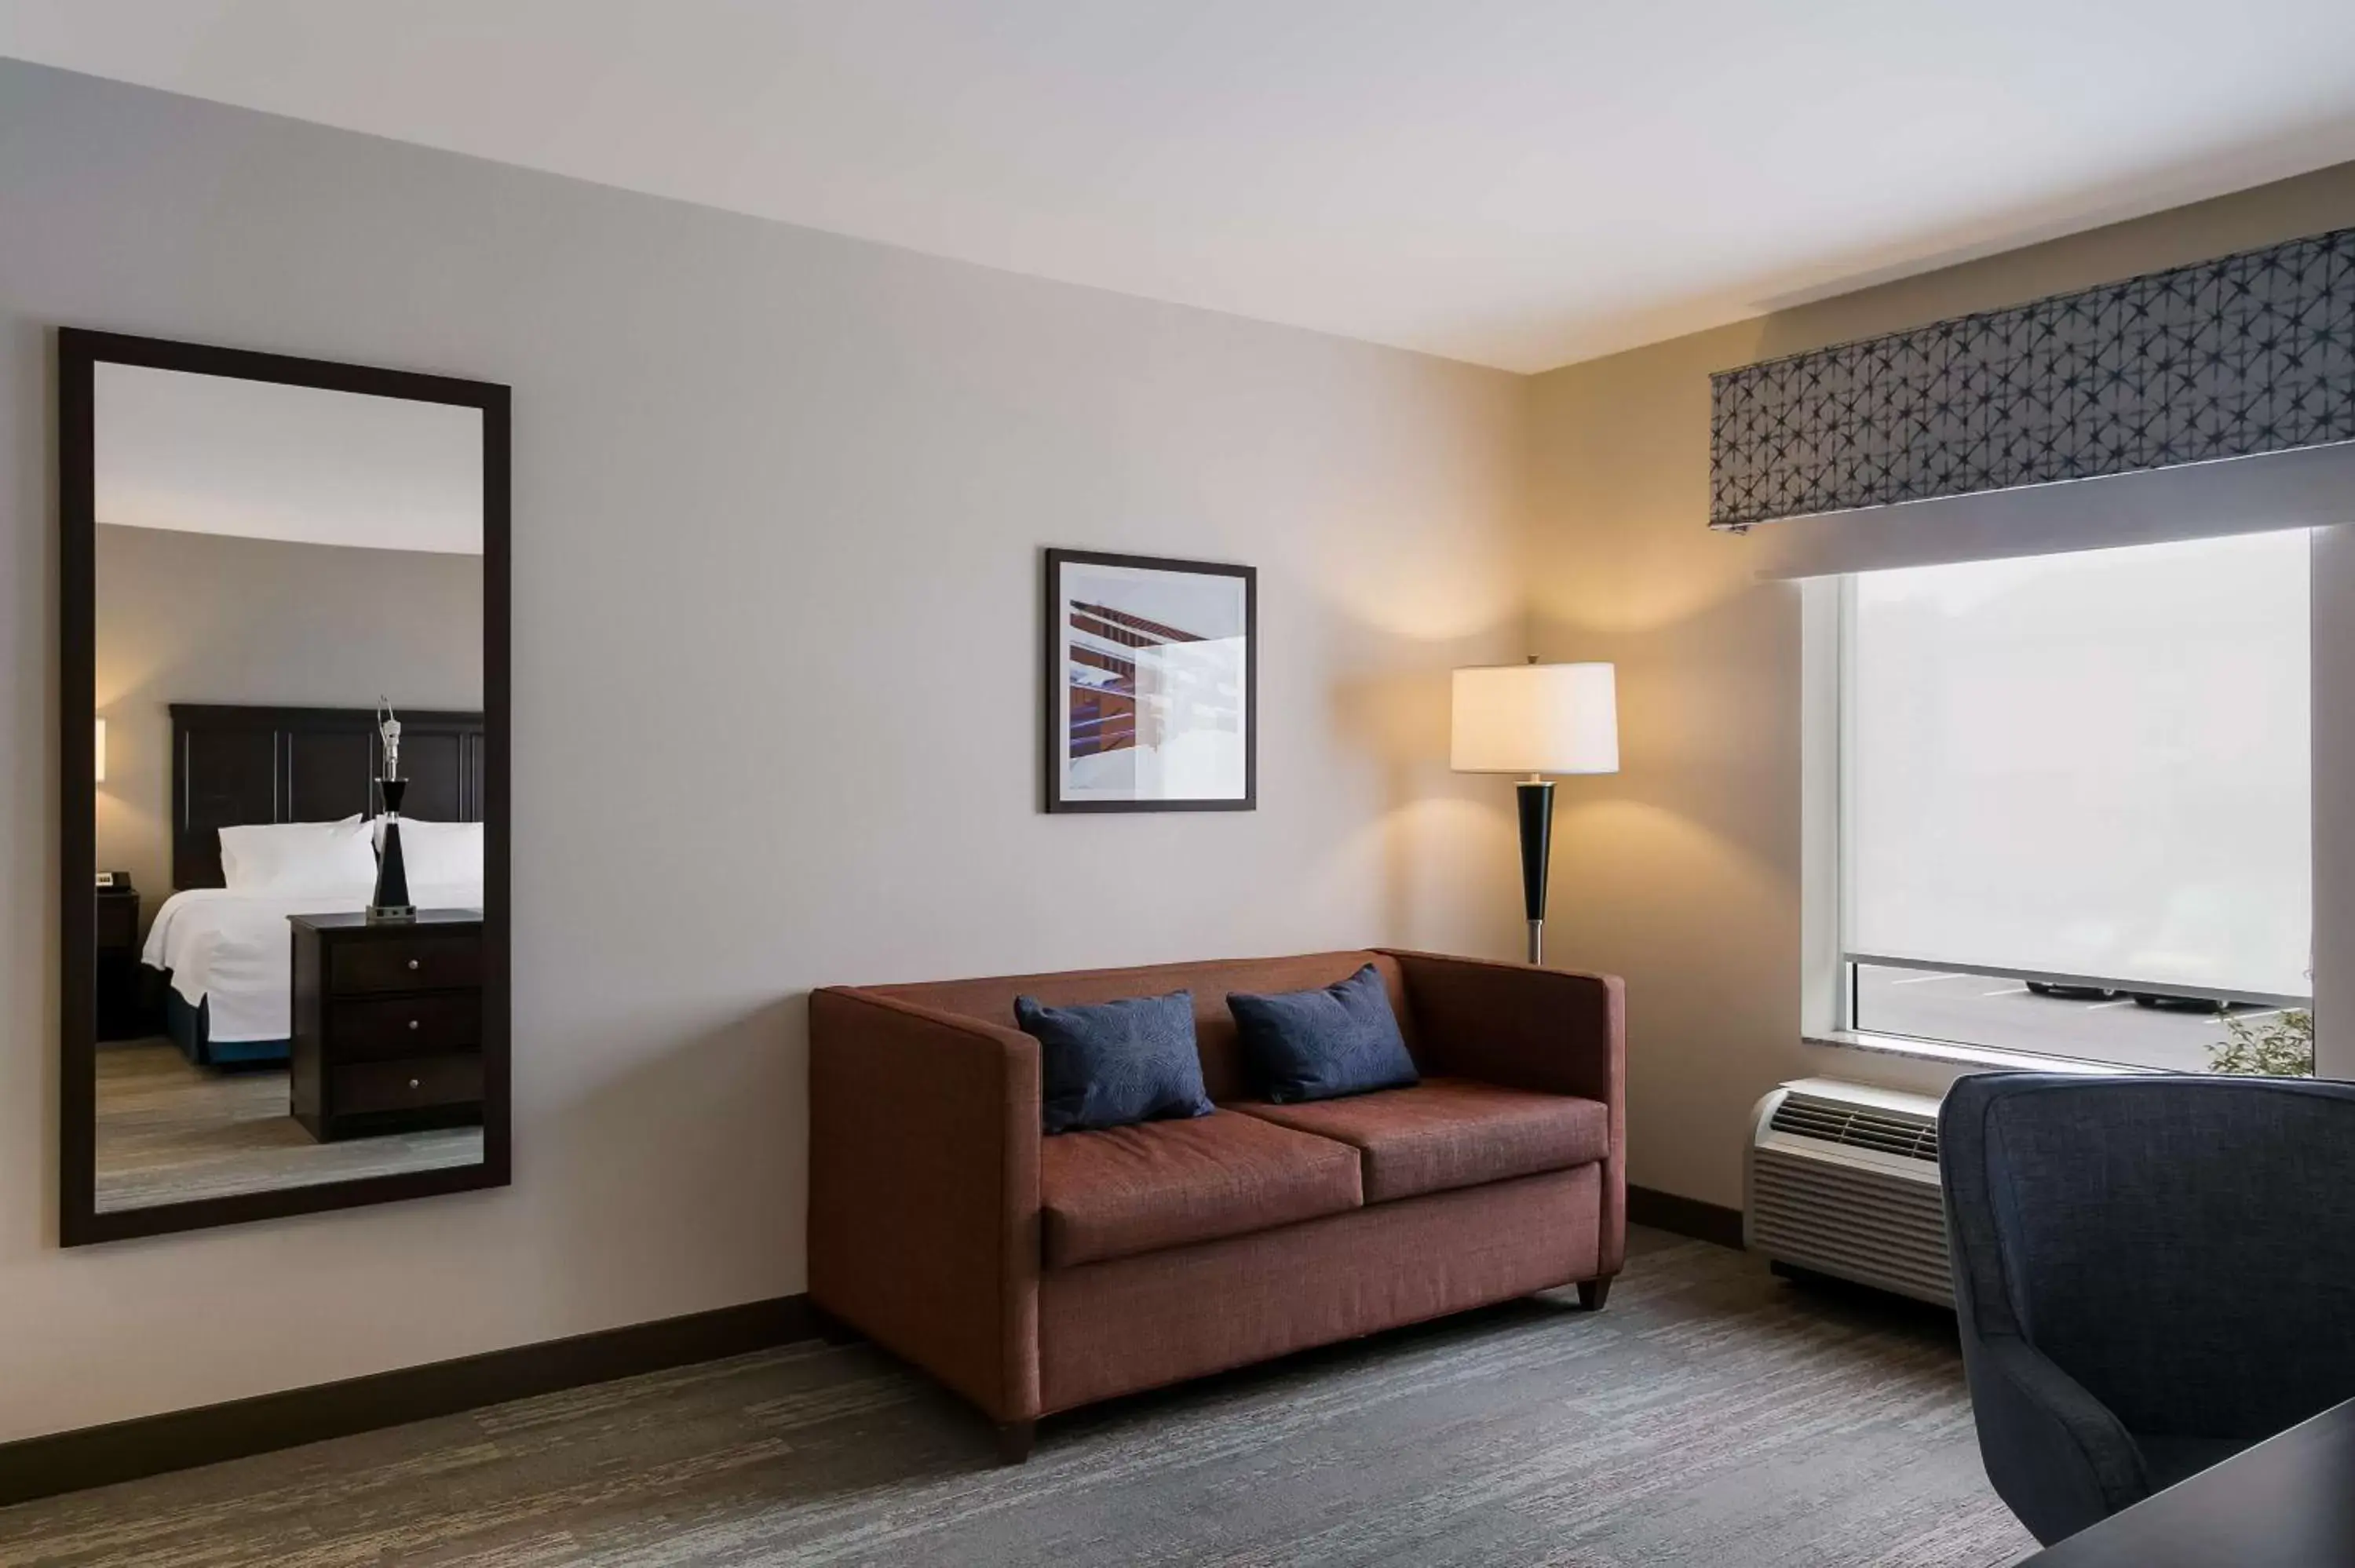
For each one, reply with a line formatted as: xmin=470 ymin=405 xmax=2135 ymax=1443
xmin=1451 ymin=660 xmax=1619 ymax=965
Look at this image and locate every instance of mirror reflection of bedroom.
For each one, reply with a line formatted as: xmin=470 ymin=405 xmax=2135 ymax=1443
xmin=91 ymin=363 xmax=488 ymax=1213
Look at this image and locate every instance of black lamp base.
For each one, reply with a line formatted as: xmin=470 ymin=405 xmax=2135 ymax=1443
xmin=1517 ymin=777 xmax=1555 ymax=965
xmin=369 ymin=778 xmax=415 ymax=924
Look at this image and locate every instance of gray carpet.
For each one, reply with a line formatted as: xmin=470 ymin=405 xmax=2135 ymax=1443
xmin=0 ymin=1232 xmax=2036 ymax=1566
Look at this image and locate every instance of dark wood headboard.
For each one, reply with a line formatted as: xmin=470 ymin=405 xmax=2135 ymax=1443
xmin=170 ymin=703 xmax=486 ymax=891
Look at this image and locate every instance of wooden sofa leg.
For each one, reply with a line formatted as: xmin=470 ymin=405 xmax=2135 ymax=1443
xmin=1578 ymin=1275 xmax=1615 ymax=1311
xmin=994 ymin=1420 xmax=1037 ymax=1464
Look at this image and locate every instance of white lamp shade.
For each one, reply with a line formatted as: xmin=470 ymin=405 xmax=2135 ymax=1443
xmin=94 ymin=717 xmax=107 ymax=784
xmin=1451 ymin=662 xmax=1619 ymax=775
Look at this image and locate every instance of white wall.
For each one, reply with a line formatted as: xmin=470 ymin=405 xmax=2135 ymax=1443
xmin=1527 ymin=161 xmax=2355 ymax=1212
xmin=0 ymin=62 xmax=1529 ymax=1442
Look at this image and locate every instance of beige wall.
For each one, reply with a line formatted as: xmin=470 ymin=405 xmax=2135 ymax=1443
xmin=95 ymin=523 xmax=484 ymax=915
xmin=1525 ymin=162 xmax=2355 ymax=1212
xmin=0 ymin=63 xmax=1528 ymax=1442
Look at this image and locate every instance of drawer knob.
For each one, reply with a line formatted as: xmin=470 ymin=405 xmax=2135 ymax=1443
xmin=407 ymin=959 xmax=420 ymax=972
xmin=408 ymin=1019 xmax=421 ymax=1030
xmin=408 ymin=1078 xmax=421 ymax=1089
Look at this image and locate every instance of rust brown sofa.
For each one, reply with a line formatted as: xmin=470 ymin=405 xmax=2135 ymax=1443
xmin=808 ymin=948 xmax=1625 ymax=1459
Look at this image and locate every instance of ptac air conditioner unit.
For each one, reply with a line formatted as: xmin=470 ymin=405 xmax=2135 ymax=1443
xmin=1745 ymin=1078 xmax=1952 ymax=1307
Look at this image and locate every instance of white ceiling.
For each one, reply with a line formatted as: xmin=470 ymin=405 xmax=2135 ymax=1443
xmin=11 ymin=2 xmax=2355 ymax=372
xmin=96 ymin=363 xmax=484 ymax=554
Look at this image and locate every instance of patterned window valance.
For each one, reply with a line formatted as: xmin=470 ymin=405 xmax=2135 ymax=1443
xmin=1709 ymin=225 xmax=2355 ymax=530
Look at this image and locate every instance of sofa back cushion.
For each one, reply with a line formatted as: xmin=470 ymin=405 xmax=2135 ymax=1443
xmin=867 ymin=951 xmax=1415 ymax=1103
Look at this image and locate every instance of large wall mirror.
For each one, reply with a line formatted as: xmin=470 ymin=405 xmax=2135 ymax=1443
xmin=60 ymin=330 xmax=509 ymax=1245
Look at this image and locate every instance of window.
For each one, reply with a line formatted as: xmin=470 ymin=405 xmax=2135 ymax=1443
xmin=1833 ymin=531 xmax=2313 ymax=1072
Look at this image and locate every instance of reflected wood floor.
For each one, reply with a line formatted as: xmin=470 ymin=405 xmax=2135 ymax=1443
xmin=93 ymin=1040 xmax=482 ymax=1212
xmin=0 ymin=1232 xmax=2036 ymax=1566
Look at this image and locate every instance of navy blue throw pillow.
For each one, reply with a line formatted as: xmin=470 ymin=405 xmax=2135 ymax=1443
xmin=1014 ymin=990 xmax=1215 ymax=1136
xmin=1229 ymin=964 xmax=1419 ymax=1103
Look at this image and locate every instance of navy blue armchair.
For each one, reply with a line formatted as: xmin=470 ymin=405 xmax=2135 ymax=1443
xmin=1940 ymin=1071 xmax=2355 ymax=1546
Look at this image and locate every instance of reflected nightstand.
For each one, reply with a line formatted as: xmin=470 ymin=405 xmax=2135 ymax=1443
xmin=95 ymin=884 xmax=152 ymax=1041
xmin=289 ymin=910 xmax=486 ymax=1142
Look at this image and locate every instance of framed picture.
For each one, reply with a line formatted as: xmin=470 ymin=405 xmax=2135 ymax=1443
xmin=1042 ymin=549 xmax=1256 ymax=813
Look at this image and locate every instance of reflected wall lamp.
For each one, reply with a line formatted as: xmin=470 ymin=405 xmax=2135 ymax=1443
xmin=94 ymin=717 xmax=106 ymax=785
xmin=1451 ymin=659 xmax=1619 ymax=965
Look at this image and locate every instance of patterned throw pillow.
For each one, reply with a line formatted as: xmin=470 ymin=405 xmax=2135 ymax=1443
xmin=1229 ymin=965 xmax=1419 ymax=1104
xmin=1014 ymin=990 xmax=1216 ymax=1136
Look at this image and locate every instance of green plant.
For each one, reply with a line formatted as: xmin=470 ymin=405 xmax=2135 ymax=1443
xmin=2207 ymin=1008 xmax=2314 ymax=1077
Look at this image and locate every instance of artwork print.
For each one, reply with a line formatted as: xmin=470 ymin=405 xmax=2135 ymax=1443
xmin=1043 ymin=550 xmax=1254 ymax=812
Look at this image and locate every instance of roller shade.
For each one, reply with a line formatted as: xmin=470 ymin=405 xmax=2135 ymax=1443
xmin=1846 ymin=530 xmax=2312 ymax=1002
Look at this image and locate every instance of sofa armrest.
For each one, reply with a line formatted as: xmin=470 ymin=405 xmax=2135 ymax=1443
xmin=1378 ymin=950 xmax=1626 ymax=1275
xmin=808 ymin=986 xmax=1042 ymax=1423
xmin=1963 ymin=1333 xmax=2151 ymax=1545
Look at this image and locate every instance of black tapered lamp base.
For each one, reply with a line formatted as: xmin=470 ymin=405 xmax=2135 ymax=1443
xmin=369 ymin=777 xmax=415 ymax=923
xmin=1517 ymin=777 xmax=1555 ymax=965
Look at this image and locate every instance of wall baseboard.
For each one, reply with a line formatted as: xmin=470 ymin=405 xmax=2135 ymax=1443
xmin=1629 ymin=1184 xmax=1746 ymax=1250
xmin=0 ymin=1293 xmax=816 ymax=1509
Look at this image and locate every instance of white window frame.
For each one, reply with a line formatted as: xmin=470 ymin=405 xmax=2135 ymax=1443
xmin=1773 ymin=438 xmax=2355 ymax=1084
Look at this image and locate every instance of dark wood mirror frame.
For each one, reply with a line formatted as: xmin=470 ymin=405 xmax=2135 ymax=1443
xmin=58 ymin=327 xmax=512 ymax=1245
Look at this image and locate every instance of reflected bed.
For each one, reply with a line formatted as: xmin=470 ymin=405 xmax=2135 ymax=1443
xmin=144 ymin=884 xmax=484 ymax=1064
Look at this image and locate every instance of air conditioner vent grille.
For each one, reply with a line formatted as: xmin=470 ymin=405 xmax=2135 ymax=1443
xmin=1769 ymin=1096 xmax=1940 ymax=1164
xmin=1750 ymin=1148 xmax=1954 ymax=1304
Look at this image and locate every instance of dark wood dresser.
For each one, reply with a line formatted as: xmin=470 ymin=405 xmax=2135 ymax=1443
xmin=290 ymin=910 xmax=485 ymax=1143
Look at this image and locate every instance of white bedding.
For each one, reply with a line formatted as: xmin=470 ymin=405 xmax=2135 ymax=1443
xmin=142 ymin=884 xmax=484 ymax=1043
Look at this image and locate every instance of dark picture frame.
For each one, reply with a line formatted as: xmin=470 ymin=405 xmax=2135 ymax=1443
xmin=1041 ymin=548 xmax=1256 ymax=813
xmin=57 ymin=326 xmax=512 ymax=1246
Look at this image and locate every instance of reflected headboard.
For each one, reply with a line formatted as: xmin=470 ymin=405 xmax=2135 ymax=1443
xmin=170 ymin=703 xmax=486 ymax=891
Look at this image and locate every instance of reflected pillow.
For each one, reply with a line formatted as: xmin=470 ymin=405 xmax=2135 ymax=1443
xmin=387 ymin=818 xmax=484 ymax=888
xmin=1014 ymin=990 xmax=1214 ymax=1135
xmin=218 ymin=817 xmax=375 ymax=894
xmin=1229 ymin=964 xmax=1419 ymax=1103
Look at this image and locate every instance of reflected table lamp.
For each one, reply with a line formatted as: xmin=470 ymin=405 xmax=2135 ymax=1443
xmin=1451 ymin=660 xmax=1619 ymax=965
xmin=369 ymin=699 xmax=415 ymax=923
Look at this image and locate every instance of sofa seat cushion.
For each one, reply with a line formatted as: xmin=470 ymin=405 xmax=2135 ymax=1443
xmin=1236 ymin=1077 xmax=1608 ymax=1204
xmin=1040 ymin=1110 xmax=1364 ymax=1269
